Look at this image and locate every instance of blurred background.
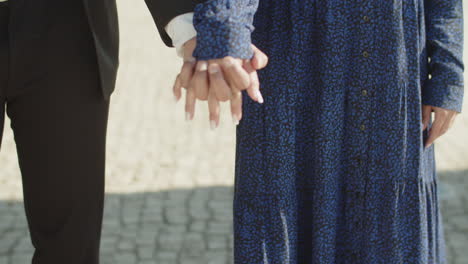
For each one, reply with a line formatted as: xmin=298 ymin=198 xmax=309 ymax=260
xmin=0 ymin=1 xmax=467 ymax=264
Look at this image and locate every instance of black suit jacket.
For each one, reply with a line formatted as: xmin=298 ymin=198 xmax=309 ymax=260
xmin=8 ymin=0 xmax=201 ymax=100
xmin=83 ymin=0 xmax=201 ymax=99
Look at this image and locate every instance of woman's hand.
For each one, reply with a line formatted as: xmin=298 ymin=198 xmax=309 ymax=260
xmin=422 ymin=105 xmax=458 ymax=148
xmin=205 ymin=47 xmax=268 ymax=128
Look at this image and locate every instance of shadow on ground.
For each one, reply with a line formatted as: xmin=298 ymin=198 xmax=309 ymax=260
xmin=0 ymin=170 xmax=466 ymax=264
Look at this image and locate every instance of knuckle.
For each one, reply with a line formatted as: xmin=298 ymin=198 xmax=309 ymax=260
xmin=216 ymin=93 xmax=230 ymax=102
xmin=242 ymin=79 xmax=251 ymax=89
xmin=182 ymin=62 xmax=194 ymax=72
xmin=210 ymin=70 xmax=222 ymax=79
xmin=198 ymin=92 xmax=209 ymax=101
xmin=223 ymin=57 xmax=236 ymax=66
xmin=252 ymin=78 xmax=260 ymax=86
xmin=181 ymin=77 xmax=191 ymax=88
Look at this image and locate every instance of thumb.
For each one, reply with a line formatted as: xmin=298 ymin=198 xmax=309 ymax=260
xmin=182 ymin=37 xmax=197 ymax=62
xmin=422 ymin=105 xmax=432 ymax=131
xmin=251 ymin=44 xmax=268 ymax=70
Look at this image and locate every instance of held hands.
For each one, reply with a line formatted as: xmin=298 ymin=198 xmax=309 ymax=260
xmin=422 ymin=105 xmax=458 ymax=148
xmin=171 ymin=39 xmax=457 ymax=148
xmin=173 ymin=37 xmax=268 ymax=128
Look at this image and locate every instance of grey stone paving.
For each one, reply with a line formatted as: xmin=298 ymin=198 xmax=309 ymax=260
xmin=0 ymin=1 xmax=467 ymax=263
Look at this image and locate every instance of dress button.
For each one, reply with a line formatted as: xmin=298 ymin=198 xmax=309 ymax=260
xmin=363 ymin=15 xmax=370 ymax=22
xmin=355 ymin=220 xmax=361 ymax=229
xmin=356 ymin=157 xmax=363 ymax=165
xmin=355 ymin=192 xmax=361 ymax=199
xmin=362 ymin=50 xmax=370 ymax=58
xmin=361 ymin=89 xmax=368 ymax=96
xmin=360 ymin=124 xmax=366 ymax=131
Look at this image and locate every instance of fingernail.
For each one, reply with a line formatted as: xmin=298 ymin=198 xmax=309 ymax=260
xmin=224 ymin=58 xmax=234 ymax=67
xmin=185 ymin=112 xmax=191 ymax=121
xmin=256 ymin=90 xmax=264 ymax=104
xmin=232 ymin=114 xmax=240 ymax=125
xmin=198 ymin=62 xmax=208 ymax=72
xmin=210 ymin=120 xmax=217 ymax=130
xmin=208 ymin=64 xmax=219 ymax=74
xmin=185 ymin=57 xmax=196 ymax=63
xmin=174 ymin=95 xmax=179 ymax=103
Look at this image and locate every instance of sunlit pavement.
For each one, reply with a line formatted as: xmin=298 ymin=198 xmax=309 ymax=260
xmin=0 ymin=1 xmax=467 ymax=263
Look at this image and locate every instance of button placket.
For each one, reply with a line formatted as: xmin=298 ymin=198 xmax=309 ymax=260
xmin=349 ymin=2 xmax=375 ymax=262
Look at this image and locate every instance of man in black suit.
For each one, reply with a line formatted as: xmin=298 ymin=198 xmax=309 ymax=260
xmin=0 ymin=0 xmax=199 ymax=263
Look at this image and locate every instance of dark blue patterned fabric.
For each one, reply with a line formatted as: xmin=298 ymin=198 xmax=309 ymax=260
xmin=423 ymin=0 xmax=464 ymax=112
xmin=193 ymin=0 xmax=464 ymax=263
xmin=193 ymin=0 xmax=258 ymax=60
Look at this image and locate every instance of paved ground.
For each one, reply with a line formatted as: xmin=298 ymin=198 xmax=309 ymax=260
xmin=0 ymin=1 xmax=467 ymax=264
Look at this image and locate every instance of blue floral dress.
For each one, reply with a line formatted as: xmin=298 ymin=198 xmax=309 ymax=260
xmin=193 ymin=0 xmax=464 ymax=263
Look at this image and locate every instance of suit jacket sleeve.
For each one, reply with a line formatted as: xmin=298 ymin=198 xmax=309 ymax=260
xmin=144 ymin=0 xmax=205 ymax=47
xmin=192 ymin=0 xmax=259 ymax=60
xmin=423 ymin=0 xmax=464 ymax=112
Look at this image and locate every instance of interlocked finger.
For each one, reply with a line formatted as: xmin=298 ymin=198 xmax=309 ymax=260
xmin=230 ymin=91 xmax=243 ymax=125
xmin=208 ymin=88 xmax=221 ymax=130
xmin=180 ymin=59 xmax=196 ymax=89
xmin=222 ymin=57 xmax=251 ymax=91
xmin=173 ymin=74 xmax=183 ymax=102
xmin=208 ymin=63 xmax=231 ymax=102
xmin=185 ymin=86 xmax=197 ymax=121
xmin=191 ymin=61 xmax=209 ymax=100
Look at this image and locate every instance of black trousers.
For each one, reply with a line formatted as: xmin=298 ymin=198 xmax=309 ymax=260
xmin=0 ymin=1 xmax=109 ymax=264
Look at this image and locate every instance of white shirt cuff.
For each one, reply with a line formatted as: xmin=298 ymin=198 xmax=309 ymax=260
xmin=165 ymin=13 xmax=197 ymax=58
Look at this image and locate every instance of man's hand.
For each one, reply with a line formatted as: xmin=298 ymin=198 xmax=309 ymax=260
xmin=422 ymin=105 xmax=458 ymax=148
xmin=173 ymin=37 xmax=268 ymax=128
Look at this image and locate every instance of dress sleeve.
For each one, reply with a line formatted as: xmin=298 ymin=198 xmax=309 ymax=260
xmin=423 ymin=0 xmax=464 ymax=112
xmin=192 ymin=0 xmax=259 ymax=60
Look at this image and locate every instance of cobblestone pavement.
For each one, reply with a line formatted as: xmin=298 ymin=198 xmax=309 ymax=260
xmin=0 ymin=1 xmax=467 ymax=264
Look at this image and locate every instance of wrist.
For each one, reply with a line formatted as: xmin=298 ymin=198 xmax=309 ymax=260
xmin=165 ymin=13 xmax=197 ymax=58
